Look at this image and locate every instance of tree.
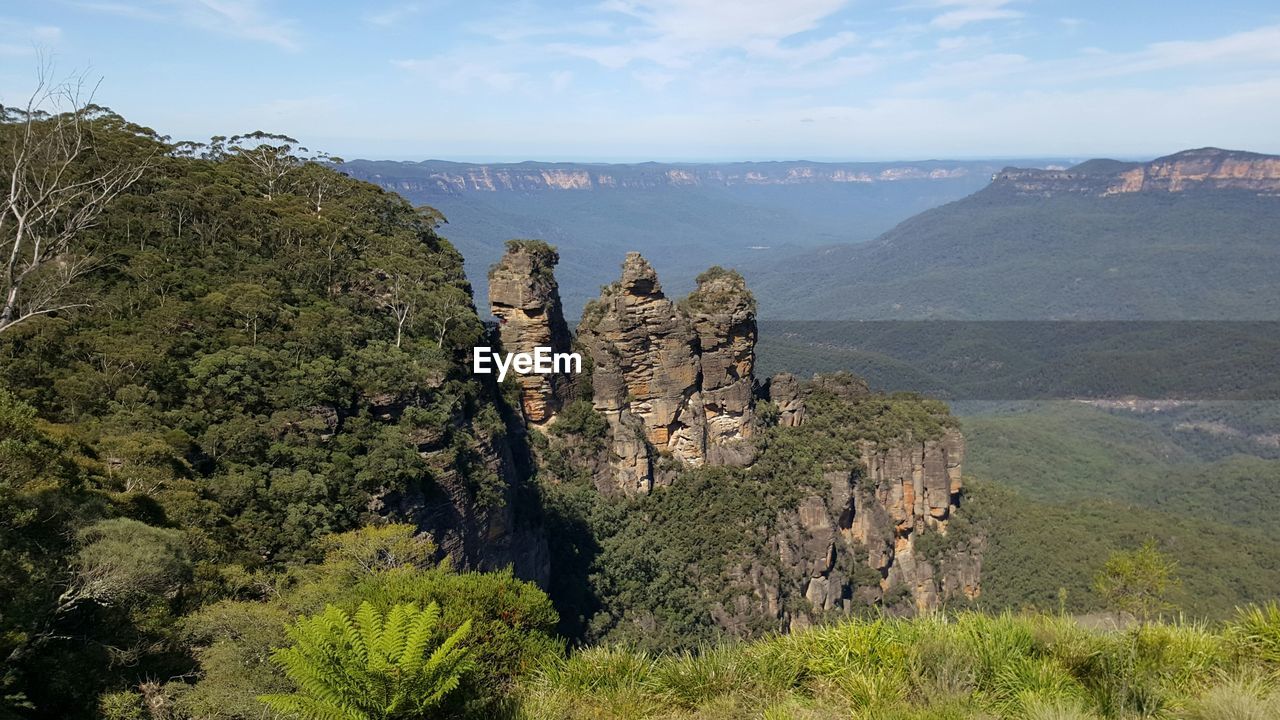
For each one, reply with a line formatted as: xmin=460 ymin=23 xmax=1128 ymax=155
xmin=259 ymin=602 xmax=473 ymax=720
xmin=227 ymin=131 xmax=303 ymax=201
xmin=1093 ymin=540 xmax=1180 ymax=623
xmin=1 ymin=71 xmax=150 ymax=333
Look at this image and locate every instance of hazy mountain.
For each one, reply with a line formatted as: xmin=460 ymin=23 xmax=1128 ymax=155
xmin=745 ymin=148 xmax=1280 ymax=320
xmin=339 ymin=158 xmax=1060 ymax=316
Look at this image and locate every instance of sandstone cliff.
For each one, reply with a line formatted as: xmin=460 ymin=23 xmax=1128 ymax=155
xmin=993 ymin=148 xmax=1280 ymax=197
xmin=488 ymin=240 xmax=575 ymax=424
xmin=735 ymin=374 xmax=981 ymax=628
xmin=492 ymin=247 xmax=980 ymax=627
xmin=576 ymin=254 xmax=757 ymax=494
xmin=343 ymin=159 xmax=999 ymax=195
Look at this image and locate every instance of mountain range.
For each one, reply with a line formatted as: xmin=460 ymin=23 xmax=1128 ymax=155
xmin=340 ymin=158 xmax=1064 ymax=316
xmin=745 ymin=148 xmax=1280 ymax=320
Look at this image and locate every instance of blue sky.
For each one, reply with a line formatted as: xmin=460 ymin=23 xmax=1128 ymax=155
xmin=2 ymin=1 xmax=1279 ymax=161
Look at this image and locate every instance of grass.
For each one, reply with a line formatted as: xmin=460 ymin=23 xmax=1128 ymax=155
xmin=516 ymin=605 xmax=1280 ymax=719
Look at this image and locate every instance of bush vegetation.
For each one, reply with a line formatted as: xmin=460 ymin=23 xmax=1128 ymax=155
xmin=518 ymin=607 xmax=1280 ymax=719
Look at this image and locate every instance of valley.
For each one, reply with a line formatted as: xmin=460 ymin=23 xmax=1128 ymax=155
xmin=4 ymin=108 xmax=1279 ymax=719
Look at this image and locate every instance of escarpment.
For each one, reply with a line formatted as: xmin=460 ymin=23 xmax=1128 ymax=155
xmin=743 ymin=374 xmax=979 ymax=628
xmin=488 ymin=240 xmax=575 ymax=424
xmin=575 ymin=254 xmax=758 ymax=494
xmin=497 ymin=244 xmax=980 ymax=622
xmin=993 ymin=148 xmax=1280 ymax=197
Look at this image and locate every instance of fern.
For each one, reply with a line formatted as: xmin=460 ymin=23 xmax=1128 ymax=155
xmin=260 ymin=601 xmax=473 ymax=720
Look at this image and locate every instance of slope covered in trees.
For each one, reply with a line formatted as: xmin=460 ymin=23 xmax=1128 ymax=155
xmin=0 ymin=103 xmax=551 ymax=717
xmin=6 ymin=102 xmax=1280 ymax=720
xmin=745 ymin=172 xmax=1280 ymax=320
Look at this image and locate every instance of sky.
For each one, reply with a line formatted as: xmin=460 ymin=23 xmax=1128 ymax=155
xmin=2 ymin=0 xmax=1279 ymax=161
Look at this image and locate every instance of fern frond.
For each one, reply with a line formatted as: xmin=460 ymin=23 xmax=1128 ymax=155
xmin=265 ymin=601 xmax=475 ymax=720
xmin=398 ymin=602 xmax=442 ymax=669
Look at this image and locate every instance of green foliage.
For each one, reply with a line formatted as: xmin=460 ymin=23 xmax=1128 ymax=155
xmin=539 ymin=380 xmax=957 ymax=650
xmin=73 ymin=518 xmax=191 ymax=607
xmin=749 ymin=189 xmax=1280 ymax=320
xmin=0 ymin=108 xmax=538 ymax=718
xmin=549 ymin=400 xmax=607 ymax=442
xmin=180 ymin=525 xmax=559 ymax=719
xmin=0 ymin=110 xmax=491 ymax=570
xmin=499 ymin=239 xmax=559 ymax=278
xmin=260 ymin=601 xmax=473 ymax=720
xmin=98 ymin=691 xmax=146 ymax=720
xmin=1093 ymin=541 xmax=1180 ymax=623
xmin=520 ymin=610 xmax=1280 ymax=719
xmin=1227 ymin=602 xmax=1280 ymax=666
xmin=959 ymin=479 xmax=1280 ymax=619
xmin=679 ymin=266 xmax=755 ymax=315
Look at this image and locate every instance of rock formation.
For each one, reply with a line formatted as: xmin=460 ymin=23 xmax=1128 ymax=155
xmin=577 ymin=254 xmax=757 ymax=494
xmin=717 ymin=374 xmax=980 ymax=627
xmin=371 ymin=417 xmax=549 ymax=586
xmin=993 ymin=148 xmax=1280 ymax=197
xmin=487 ymin=240 xmax=575 ymax=424
xmin=684 ymin=268 xmax=758 ymax=466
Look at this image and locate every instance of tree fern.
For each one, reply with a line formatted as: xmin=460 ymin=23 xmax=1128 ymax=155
xmin=260 ymin=601 xmax=473 ymax=720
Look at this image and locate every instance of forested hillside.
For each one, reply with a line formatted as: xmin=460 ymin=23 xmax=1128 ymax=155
xmin=6 ymin=103 xmax=1280 ymax=720
xmin=746 ymin=150 xmax=1280 ymax=320
xmin=0 ymin=104 xmax=552 ymax=717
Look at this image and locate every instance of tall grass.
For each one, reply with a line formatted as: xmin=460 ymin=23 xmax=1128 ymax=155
xmin=518 ymin=606 xmax=1280 ymax=719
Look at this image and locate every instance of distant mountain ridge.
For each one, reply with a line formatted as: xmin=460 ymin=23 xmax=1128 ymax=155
xmin=343 ymin=158 xmax=1018 ymax=196
xmin=992 ymin=147 xmax=1280 ymax=198
xmin=744 ymin=147 xmax=1280 ymax=320
xmin=340 ymin=158 xmax=1064 ymax=317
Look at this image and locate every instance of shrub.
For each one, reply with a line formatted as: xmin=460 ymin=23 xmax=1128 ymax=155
xmin=260 ymin=602 xmax=473 ymax=720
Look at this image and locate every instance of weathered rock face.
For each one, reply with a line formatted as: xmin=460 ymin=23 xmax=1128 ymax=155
xmin=712 ymin=375 xmax=980 ymax=630
xmin=343 ymin=159 xmax=998 ymax=196
xmin=685 ymin=269 xmax=758 ymax=466
xmin=851 ymin=428 xmax=974 ymax=610
xmin=577 ymin=254 xmax=757 ymax=494
xmin=993 ymin=148 xmax=1280 ymax=197
xmin=371 ymin=420 xmax=549 ymax=586
xmin=488 ymin=241 xmax=575 ymax=424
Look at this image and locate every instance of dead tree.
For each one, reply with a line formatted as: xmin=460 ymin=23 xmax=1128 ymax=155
xmin=1 ymin=72 xmax=149 ymax=333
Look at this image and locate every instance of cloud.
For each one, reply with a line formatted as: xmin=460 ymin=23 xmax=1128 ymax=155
xmin=0 ymin=18 xmax=63 ymax=55
xmin=899 ymin=24 xmax=1280 ymax=94
xmin=77 ymin=0 xmax=301 ymax=50
xmin=393 ymin=56 xmax=529 ymax=93
xmin=900 ymin=0 xmax=1023 ymax=31
xmin=365 ymin=2 xmax=434 ymax=27
xmin=551 ymin=0 xmax=856 ymax=69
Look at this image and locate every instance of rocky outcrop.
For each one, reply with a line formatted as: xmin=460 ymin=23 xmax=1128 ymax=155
xmin=371 ymin=419 xmax=549 ymax=586
xmin=488 ymin=240 xmax=574 ymax=424
xmin=851 ymin=428 xmax=973 ymax=610
xmin=684 ymin=268 xmax=758 ymax=466
xmin=782 ymin=433 xmax=977 ymax=624
xmin=577 ymin=254 xmax=757 ymax=494
xmin=715 ymin=375 xmax=980 ymax=628
xmin=993 ymin=148 xmax=1280 ymax=197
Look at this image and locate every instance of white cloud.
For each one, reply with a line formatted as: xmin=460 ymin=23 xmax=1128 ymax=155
xmin=393 ymin=56 xmax=529 ymax=93
xmin=77 ymin=0 xmax=301 ymax=50
xmin=0 ymin=18 xmax=63 ymax=55
xmin=899 ymin=0 xmax=1023 ymax=31
xmin=551 ymin=0 xmax=856 ymax=69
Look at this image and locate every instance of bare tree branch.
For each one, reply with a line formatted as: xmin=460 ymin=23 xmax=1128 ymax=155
xmin=0 ymin=65 xmax=151 ymax=334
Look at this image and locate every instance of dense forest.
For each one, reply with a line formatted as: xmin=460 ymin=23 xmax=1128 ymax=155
xmin=0 ymin=98 xmax=551 ymax=717
xmin=5 ymin=99 xmax=1280 ymax=720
